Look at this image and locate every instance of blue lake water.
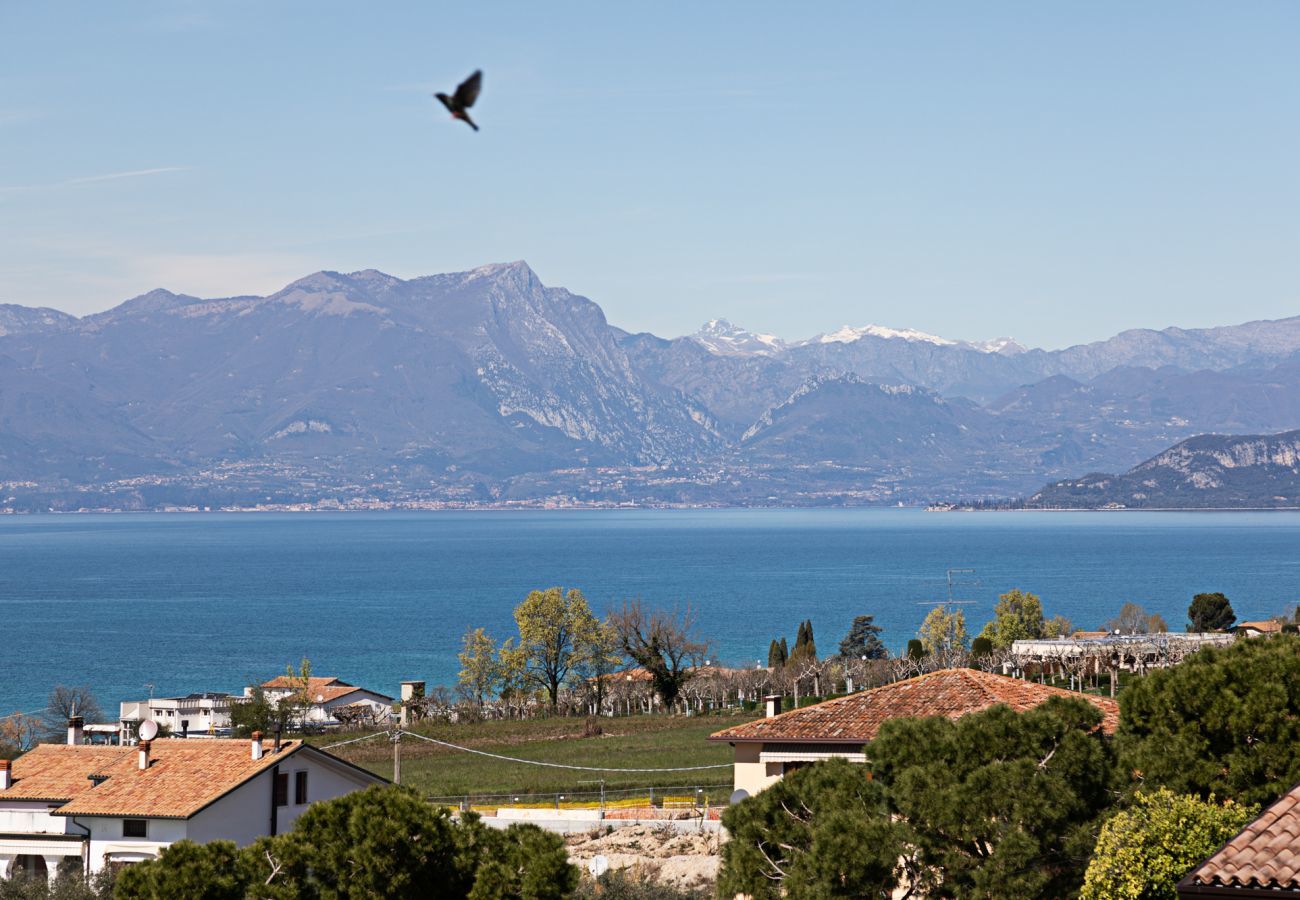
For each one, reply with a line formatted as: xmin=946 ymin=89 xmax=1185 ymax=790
xmin=1 ymin=509 xmax=1298 ymax=716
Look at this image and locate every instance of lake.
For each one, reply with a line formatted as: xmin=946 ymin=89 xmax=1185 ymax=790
xmin=1 ymin=509 xmax=1298 ymax=716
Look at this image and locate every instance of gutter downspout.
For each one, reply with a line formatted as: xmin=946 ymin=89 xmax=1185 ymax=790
xmin=68 ymin=816 xmax=91 ymax=877
xmin=269 ymin=765 xmax=280 ymax=837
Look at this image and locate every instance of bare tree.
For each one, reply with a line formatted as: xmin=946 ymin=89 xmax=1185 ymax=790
xmin=0 ymin=712 xmax=41 ymax=755
xmin=610 ymin=600 xmax=709 ymax=711
xmin=44 ymin=685 xmax=103 ymax=736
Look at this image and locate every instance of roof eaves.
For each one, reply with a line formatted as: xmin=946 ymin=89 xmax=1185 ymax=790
xmin=53 ymin=743 xmax=307 ymax=821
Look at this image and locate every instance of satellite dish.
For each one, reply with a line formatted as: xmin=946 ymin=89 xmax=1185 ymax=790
xmin=138 ymin=720 xmax=159 ymax=741
xmin=729 ymin=789 xmax=750 ymax=806
xmin=315 ymin=694 xmax=324 ymax=703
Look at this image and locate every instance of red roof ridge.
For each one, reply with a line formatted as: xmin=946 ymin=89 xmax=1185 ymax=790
xmin=709 ymin=667 xmax=1120 ymax=744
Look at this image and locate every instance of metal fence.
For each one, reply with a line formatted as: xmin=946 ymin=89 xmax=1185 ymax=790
xmin=429 ymin=783 xmax=731 ymax=816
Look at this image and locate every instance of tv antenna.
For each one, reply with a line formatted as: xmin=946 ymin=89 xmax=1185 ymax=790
xmin=915 ymin=568 xmax=980 ymax=610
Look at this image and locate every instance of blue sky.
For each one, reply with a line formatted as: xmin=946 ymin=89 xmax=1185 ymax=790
xmin=1 ymin=2 xmax=1297 ymax=348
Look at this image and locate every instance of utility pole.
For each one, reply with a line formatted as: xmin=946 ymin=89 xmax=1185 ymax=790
xmin=392 ymin=730 xmax=402 ymax=785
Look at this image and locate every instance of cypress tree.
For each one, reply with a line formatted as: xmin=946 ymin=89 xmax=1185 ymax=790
xmin=779 ymin=637 xmax=789 ymax=665
xmin=767 ymin=639 xmax=783 ymax=669
xmin=804 ymin=620 xmax=817 ymax=660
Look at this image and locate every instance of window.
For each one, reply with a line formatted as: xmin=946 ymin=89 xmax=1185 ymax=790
xmin=274 ymin=772 xmax=289 ymax=807
xmin=122 ymin=819 xmax=147 ymax=838
xmin=294 ymin=770 xmax=308 ymax=805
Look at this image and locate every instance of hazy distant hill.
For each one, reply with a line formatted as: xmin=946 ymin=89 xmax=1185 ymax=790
xmin=4 ymin=260 xmax=1300 ymax=509
xmin=1021 ymin=429 xmax=1300 ymax=509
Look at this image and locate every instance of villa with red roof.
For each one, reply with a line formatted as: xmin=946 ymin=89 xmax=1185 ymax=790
xmin=709 ymin=668 xmax=1120 ymax=795
xmin=0 ymin=719 xmax=383 ymax=881
xmin=254 ymin=675 xmax=393 ymax=728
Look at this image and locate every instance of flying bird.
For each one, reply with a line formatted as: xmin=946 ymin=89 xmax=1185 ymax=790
xmin=434 ymin=70 xmax=483 ymax=131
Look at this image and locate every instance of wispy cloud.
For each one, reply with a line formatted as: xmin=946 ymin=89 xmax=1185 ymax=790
xmin=64 ymin=167 xmax=190 ymax=185
xmin=0 ymin=166 xmax=190 ymax=194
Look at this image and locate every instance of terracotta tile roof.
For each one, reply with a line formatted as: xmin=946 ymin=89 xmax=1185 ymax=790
xmin=261 ymin=675 xmax=347 ymax=691
xmin=1234 ymin=620 xmax=1284 ymax=634
xmin=4 ymin=745 xmax=134 ymax=801
xmin=709 ymin=668 xmax=1120 ymax=744
xmin=1181 ymin=783 xmax=1300 ymax=893
xmin=260 ymin=676 xmax=392 ymax=704
xmin=52 ymin=739 xmax=304 ymax=819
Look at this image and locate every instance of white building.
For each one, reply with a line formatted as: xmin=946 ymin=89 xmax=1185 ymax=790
xmin=0 ymin=718 xmax=384 ymax=881
xmin=252 ymin=676 xmax=393 ymax=728
xmin=118 ymin=692 xmax=238 ymax=742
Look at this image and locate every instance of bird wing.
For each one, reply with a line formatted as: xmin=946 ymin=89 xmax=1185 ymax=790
xmin=453 ymin=70 xmax=482 ymax=108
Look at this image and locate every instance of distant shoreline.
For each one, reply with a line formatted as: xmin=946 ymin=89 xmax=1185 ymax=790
xmin=4 ymin=504 xmax=1300 ymax=516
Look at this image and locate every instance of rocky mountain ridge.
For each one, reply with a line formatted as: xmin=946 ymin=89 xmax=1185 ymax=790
xmin=3 ymin=260 xmax=1300 ymax=510
xmin=1020 ymin=429 xmax=1300 ymax=509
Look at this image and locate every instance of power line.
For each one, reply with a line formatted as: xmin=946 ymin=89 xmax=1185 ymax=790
xmin=322 ymin=728 xmax=731 ymax=773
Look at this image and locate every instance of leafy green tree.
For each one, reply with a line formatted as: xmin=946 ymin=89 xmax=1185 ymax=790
xmin=718 ymin=758 xmax=906 ymax=899
xmin=114 ymin=787 xmax=579 ymax=899
xmin=978 ymin=589 xmax=1046 ymax=648
xmin=1044 ymin=614 xmax=1076 ymax=638
xmin=1104 ymin=602 xmax=1167 ymax=635
xmin=573 ymin=618 xmax=625 ymax=712
xmin=509 ymin=587 xmax=601 ymax=709
xmin=1188 ymin=592 xmax=1235 ymax=632
xmin=457 ymin=627 xmax=502 ymax=706
xmin=918 ymin=606 xmax=968 ymax=655
xmin=790 ymin=619 xmax=817 ymax=662
xmin=767 ymin=638 xmax=786 ymax=669
xmin=838 ymin=615 xmax=886 ymax=660
xmin=1119 ymin=634 xmax=1300 ymax=805
xmin=0 ymin=868 xmax=114 ymax=899
xmin=779 ymin=636 xmax=789 ymax=662
xmin=278 ymin=785 xmax=459 ymax=897
xmin=1081 ymin=788 xmax=1256 ymax=900
xmin=970 ymin=636 xmax=994 ymax=657
xmin=229 ymin=685 xmax=292 ymax=737
xmin=870 ymin=696 xmax=1118 ymax=899
xmin=465 ymin=823 xmax=577 ymax=900
xmin=114 ymin=840 xmax=246 ymax=899
xmin=906 ymin=639 xmax=924 ymax=660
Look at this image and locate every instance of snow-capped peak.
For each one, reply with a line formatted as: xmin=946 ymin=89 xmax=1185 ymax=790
xmin=808 ymin=324 xmax=958 ymax=347
xmin=690 ymin=319 xmax=786 ymax=356
xmin=969 ymin=336 xmax=1027 ymax=355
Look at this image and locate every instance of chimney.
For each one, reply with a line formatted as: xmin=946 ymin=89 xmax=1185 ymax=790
xmin=68 ymin=716 xmax=84 ymax=746
xmin=251 ymin=731 xmax=264 ymax=761
xmin=0 ymin=759 xmax=11 ymax=790
xmin=400 ymin=680 xmax=425 ymax=729
xmin=138 ymin=740 xmax=151 ymax=771
xmin=764 ymin=694 xmax=781 ymax=718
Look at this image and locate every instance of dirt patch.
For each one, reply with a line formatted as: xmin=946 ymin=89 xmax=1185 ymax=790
xmin=566 ymin=823 xmax=722 ymax=889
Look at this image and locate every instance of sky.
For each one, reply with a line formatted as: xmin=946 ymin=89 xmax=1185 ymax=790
xmin=1 ymin=2 xmax=1298 ymax=349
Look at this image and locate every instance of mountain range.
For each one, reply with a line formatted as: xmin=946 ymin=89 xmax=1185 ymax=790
xmin=1015 ymin=429 xmax=1300 ymax=509
xmin=2 ymin=260 xmax=1299 ymax=510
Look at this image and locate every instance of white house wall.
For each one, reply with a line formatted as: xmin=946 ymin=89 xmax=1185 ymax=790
xmin=85 ymin=818 xmax=187 ymax=872
xmin=189 ymin=751 xmax=381 ymax=845
xmin=0 ymin=800 xmax=75 ymax=837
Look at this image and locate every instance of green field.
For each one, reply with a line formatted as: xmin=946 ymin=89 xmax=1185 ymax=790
xmin=307 ymin=711 xmax=753 ymax=802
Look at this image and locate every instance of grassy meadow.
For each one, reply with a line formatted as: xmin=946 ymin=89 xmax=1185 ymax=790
xmin=306 ymin=710 xmax=754 ymax=802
